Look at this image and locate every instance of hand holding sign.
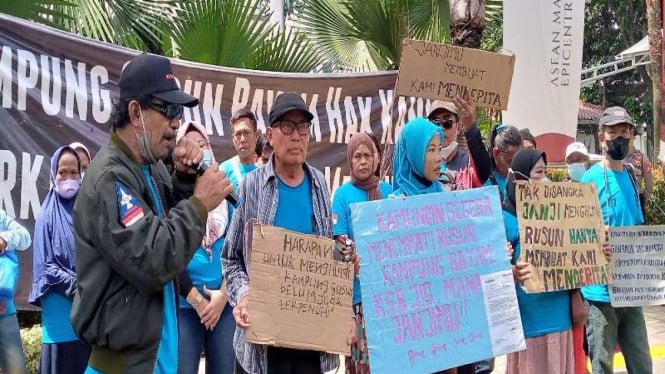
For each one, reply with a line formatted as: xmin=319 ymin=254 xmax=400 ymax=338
xmin=602 ymin=225 xmax=612 ymax=261
xmin=512 ymin=262 xmax=533 ymax=282
xmin=453 ymin=96 xmax=476 ymax=132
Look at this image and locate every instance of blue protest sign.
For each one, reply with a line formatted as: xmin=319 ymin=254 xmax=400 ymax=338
xmin=351 ymin=187 xmax=525 ymax=374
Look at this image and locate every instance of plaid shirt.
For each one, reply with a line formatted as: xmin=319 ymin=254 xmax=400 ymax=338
xmin=222 ymin=158 xmax=339 ymax=374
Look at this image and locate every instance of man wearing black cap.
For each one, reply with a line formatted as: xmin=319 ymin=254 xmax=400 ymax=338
xmin=580 ymin=106 xmax=651 ymax=374
xmin=72 ymin=53 xmax=233 ymax=374
xmin=222 ymin=92 xmax=341 ymax=374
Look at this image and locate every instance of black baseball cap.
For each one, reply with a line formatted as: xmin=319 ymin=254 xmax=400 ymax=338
xmin=119 ymin=54 xmax=199 ymax=107
xmin=268 ymin=92 xmax=314 ymax=125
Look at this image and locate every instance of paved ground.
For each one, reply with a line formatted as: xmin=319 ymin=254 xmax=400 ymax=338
xmin=491 ymin=306 xmax=665 ymax=374
xmin=203 ymin=306 xmax=665 ymax=373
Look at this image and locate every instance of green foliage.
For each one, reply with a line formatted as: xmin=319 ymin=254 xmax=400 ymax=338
xmin=296 ymin=0 xmax=452 ymax=71
xmin=547 ymin=168 xmax=569 ymax=182
xmin=20 ymin=324 xmax=42 ymax=374
xmin=170 ymin=0 xmax=320 ymax=72
xmin=645 ymin=166 xmax=665 ymax=225
xmin=581 ymin=1 xmax=651 ymax=126
xmin=0 ymin=0 xmax=75 ymax=28
xmin=51 ymin=0 xmax=182 ymax=53
xmin=480 ymin=8 xmax=503 ymax=53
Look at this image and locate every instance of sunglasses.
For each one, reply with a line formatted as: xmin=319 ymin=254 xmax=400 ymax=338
xmin=431 ymin=117 xmax=455 ymax=130
xmin=148 ymin=101 xmax=184 ymax=120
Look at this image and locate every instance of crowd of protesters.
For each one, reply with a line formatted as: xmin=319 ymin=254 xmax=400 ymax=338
xmin=0 ymin=53 xmax=656 ymax=374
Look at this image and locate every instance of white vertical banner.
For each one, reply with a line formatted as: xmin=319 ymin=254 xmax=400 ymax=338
xmin=502 ymin=0 xmax=585 ymax=162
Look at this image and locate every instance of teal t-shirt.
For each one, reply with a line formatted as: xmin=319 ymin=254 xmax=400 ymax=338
xmin=41 ymin=291 xmax=78 ymax=343
xmin=484 ymin=170 xmax=507 ymax=201
xmin=580 ymin=163 xmax=644 ymax=302
xmin=154 ymin=282 xmax=177 ymax=374
xmin=504 ymin=211 xmax=572 ymax=338
xmin=0 ymin=251 xmax=19 ymax=318
xmin=179 ymin=237 xmax=225 ymax=309
xmin=275 ymin=174 xmax=313 ymax=234
xmin=331 ymin=181 xmax=393 ymax=305
xmin=220 ymin=157 xmax=257 ymax=193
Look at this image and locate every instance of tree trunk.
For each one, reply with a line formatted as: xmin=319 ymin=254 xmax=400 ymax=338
xmin=450 ymin=0 xmax=486 ymax=149
xmin=646 ymin=0 xmax=662 ymax=161
xmin=449 ymin=0 xmax=486 ymax=48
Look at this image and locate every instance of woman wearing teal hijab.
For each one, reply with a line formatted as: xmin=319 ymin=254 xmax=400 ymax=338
xmin=392 ymin=117 xmax=445 ymax=196
xmin=391 ymin=117 xmax=457 ymax=374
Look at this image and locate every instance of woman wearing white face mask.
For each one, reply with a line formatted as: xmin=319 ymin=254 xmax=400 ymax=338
xmin=29 ymin=146 xmax=90 ymax=374
xmin=565 ymin=142 xmax=590 ymax=182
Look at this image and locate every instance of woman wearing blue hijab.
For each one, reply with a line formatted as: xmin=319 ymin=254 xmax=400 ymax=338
xmin=29 ymin=146 xmax=90 ymax=374
xmin=392 ymin=117 xmax=445 ymax=196
xmin=391 ymin=118 xmax=460 ymax=374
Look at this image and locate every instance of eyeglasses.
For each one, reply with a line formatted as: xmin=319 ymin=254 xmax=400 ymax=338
xmin=148 ymin=101 xmax=184 ymax=120
xmin=431 ymin=117 xmax=455 ymax=130
xmin=272 ymin=119 xmax=311 ymax=135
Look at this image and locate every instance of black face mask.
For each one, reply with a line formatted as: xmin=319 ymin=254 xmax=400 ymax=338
xmin=606 ymin=136 xmax=630 ymax=161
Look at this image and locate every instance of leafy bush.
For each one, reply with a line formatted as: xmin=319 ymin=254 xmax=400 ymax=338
xmin=645 ymin=165 xmax=665 ymax=225
xmin=20 ymin=324 xmax=41 ymax=374
xmin=547 ymin=168 xmax=568 ymax=182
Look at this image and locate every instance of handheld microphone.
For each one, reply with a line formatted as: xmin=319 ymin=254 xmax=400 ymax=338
xmin=192 ymin=153 xmax=240 ymax=208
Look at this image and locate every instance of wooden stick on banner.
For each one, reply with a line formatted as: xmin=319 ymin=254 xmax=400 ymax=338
xmin=379 ymin=76 xmax=400 ymax=181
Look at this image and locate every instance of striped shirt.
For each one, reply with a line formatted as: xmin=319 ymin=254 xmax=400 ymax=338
xmin=221 ymin=158 xmax=339 ymax=374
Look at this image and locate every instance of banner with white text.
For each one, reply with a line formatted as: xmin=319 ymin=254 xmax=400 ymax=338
xmin=0 ymin=13 xmax=432 ymax=309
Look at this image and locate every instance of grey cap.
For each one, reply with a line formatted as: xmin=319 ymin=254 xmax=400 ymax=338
xmin=598 ymin=106 xmax=635 ymax=128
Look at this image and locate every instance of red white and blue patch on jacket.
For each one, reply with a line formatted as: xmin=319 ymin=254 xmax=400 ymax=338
xmin=116 ymin=181 xmax=144 ymax=227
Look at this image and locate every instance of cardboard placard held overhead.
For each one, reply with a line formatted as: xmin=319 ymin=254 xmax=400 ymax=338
xmin=396 ymin=39 xmax=516 ymax=110
xmin=246 ymin=225 xmax=354 ymax=355
xmin=515 ymin=181 xmax=609 ymax=293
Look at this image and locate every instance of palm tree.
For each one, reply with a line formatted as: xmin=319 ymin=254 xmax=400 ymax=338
xmin=296 ymin=0 xmax=452 ymax=72
xmin=2 ymin=0 xmax=181 ymax=52
xmin=296 ymin=0 xmax=503 ymax=72
xmin=4 ymin=0 xmax=320 ymax=72
xmin=449 ymin=0 xmax=502 ymax=48
xmin=0 ymin=0 xmax=75 ymax=28
xmin=170 ymin=0 xmax=321 ymax=72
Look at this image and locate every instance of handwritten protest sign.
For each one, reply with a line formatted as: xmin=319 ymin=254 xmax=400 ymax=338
xmin=395 ymin=39 xmax=516 ymax=110
xmin=351 ymin=187 xmax=525 ymax=374
xmin=609 ymin=226 xmax=665 ymax=307
xmin=515 ymin=181 xmax=608 ymax=293
xmin=246 ymin=225 xmax=354 ymax=354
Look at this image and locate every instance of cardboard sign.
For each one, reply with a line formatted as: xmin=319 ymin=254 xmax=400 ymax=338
xmin=515 ymin=181 xmax=609 ymax=293
xmin=246 ymin=225 xmax=354 ymax=355
xmin=396 ymin=39 xmax=516 ymax=110
xmin=609 ymin=226 xmax=665 ymax=307
xmin=351 ymin=187 xmax=525 ymax=374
